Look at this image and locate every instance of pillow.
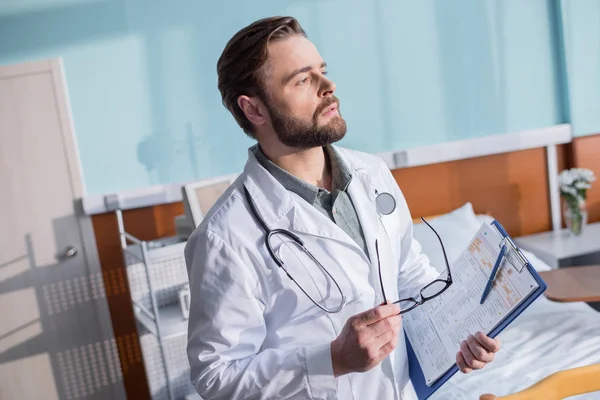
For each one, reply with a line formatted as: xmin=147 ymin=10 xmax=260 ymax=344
xmin=475 ymin=213 xmax=495 ymax=226
xmin=520 ymin=249 xmax=552 ymax=272
xmin=475 ymin=214 xmax=552 ymax=272
xmin=412 ymin=203 xmax=481 ymax=274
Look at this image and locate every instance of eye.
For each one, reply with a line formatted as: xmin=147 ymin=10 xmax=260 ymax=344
xmin=296 ymin=76 xmax=309 ymax=85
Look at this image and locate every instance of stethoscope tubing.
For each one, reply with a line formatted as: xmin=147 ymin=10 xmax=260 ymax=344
xmin=244 ymin=185 xmax=347 ymax=313
xmin=243 ymin=184 xmax=396 ymax=314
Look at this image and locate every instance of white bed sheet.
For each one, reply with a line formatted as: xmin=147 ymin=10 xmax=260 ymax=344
xmin=429 ymin=250 xmax=600 ymax=399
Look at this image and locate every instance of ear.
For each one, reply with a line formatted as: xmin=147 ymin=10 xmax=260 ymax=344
xmin=237 ymin=95 xmax=267 ymax=127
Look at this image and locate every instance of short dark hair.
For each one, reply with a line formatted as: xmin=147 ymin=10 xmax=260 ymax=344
xmin=217 ymin=16 xmax=307 ymax=138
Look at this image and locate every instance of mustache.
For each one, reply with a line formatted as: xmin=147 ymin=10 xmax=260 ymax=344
xmin=315 ymin=96 xmax=340 ymax=116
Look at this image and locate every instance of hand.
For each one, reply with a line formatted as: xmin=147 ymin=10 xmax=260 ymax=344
xmin=330 ymin=302 xmax=401 ymax=378
xmin=456 ymin=331 xmax=501 ymax=373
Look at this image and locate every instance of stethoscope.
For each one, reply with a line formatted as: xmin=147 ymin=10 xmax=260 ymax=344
xmin=244 ymin=185 xmax=397 ymax=313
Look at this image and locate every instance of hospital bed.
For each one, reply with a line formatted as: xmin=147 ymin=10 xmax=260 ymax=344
xmin=480 ymin=363 xmax=600 ymax=399
xmin=377 ymin=124 xmax=600 ymax=399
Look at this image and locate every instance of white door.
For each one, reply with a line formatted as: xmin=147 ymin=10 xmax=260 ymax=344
xmin=0 ymin=59 xmax=126 ymax=400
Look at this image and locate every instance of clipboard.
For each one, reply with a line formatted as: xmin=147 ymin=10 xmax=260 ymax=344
xmin=405 ymin=219 xmax=548 ymax=400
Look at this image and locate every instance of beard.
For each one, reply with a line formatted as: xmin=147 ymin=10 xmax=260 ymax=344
xmin=263 ymin=94 xmax=347 ymax=149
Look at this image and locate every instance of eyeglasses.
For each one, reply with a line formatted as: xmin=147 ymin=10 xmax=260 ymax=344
xmin=376 ymin=217 xmax=453 ymax=315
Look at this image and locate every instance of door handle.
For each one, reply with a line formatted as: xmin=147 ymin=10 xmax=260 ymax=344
xmin=63 ymin=246 xmax=78 ymax=258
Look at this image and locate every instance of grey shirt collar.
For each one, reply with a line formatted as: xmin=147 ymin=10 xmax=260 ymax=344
xmin=252 ymin=144 xmax=353 ymax=204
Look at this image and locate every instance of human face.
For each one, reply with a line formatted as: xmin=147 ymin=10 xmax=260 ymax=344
xmin=260 ymin=35 xmax=347 ymax=149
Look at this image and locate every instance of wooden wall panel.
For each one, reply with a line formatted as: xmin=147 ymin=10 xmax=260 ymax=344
xmin=556 ymin=143 xmax=571 ymax=176
xmin=92 ymin=203 xmax=184 ymax=400
xmin=391 ymin=147 xmax=553 ymax=237
xmin=572 ymin=134 xmax=600 ymax=223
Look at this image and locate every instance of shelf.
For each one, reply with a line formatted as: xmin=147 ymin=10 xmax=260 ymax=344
xmin=125 ymin=236 xmax=187 ymax=264
xmin=134 ymin=303 xmax=188 ymax=341
xmin=515 ymin=222 xmax=600 ymax=267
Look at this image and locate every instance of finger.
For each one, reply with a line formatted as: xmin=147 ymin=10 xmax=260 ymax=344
xmin=460 ymin=340 xmax=486 ymax=370
xmin=474 ymin=331 xmax=501 ymax=353
xmin=466 ymin=334 xmax=494 ymax=363
xmin=456 ymin=351 xmax=473 ymax=374
xmin=378 ymin=333 xmax=399 ymax=358
xmin=372 ymin=321 xmax=401 ymax=349
xmin=370 ymin=315 xmax=402 ymax=339
xmin=356 ymin=318 xmax=399 ymax=352
xmin=371 ymin=329 xmax=396 ymax=350
xmin=359 ymin=303 xmax=401 ymax=326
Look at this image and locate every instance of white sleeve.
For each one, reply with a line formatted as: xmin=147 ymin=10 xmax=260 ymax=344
xmin=184 ymin=229 xmax=337 ymax=400
xmin=380 ymin=163 xmax=439 ymax=299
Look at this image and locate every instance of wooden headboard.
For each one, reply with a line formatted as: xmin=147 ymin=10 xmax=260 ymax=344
xmin=379 ymin=125 xmax=572 ymax=237
xmin=396 ymin=147 xmax=565 ymax=237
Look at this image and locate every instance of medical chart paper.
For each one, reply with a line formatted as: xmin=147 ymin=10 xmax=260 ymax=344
xmin=403 ymin=222 xmax=540 ymax=386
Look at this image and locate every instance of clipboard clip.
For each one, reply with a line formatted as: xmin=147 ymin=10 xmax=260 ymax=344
xmin=497 ymin=236 xmax=528 ymax=273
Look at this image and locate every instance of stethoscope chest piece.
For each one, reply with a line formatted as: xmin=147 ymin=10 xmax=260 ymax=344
xmin=376 ymin=191 xmax=396 ymax=215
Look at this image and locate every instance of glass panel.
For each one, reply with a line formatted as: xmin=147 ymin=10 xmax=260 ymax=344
xmin=561 ymin=0 xmax=600 ymax=136
xmin=0 ymin=1 xmax=561 ymax=194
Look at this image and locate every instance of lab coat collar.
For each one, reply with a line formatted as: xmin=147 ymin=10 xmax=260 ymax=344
xmin=242 ymin=145 xmax=296 ymax=230
xmin=241 ymin=144 xmax=380 ymax=255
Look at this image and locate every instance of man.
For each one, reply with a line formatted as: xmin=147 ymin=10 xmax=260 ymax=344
xmin=184 ymin=16 xmax=500 ymax=400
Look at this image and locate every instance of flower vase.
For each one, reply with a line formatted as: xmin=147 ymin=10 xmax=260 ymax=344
xmin=563 ymin=200 xmax=588 ymax=236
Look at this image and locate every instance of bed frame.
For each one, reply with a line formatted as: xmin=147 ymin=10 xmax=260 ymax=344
xmin=382 ymin=124 xmax=571 ymax=237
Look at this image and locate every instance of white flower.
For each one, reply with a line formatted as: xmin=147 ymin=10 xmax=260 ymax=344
xmin=558 ymin=170 xmax=574 ymax=186
xmin=558 ymin=168 xmax=596 ymax=198
xmin=575 ymin=181 xmax=591 ymax=190
xmin=573 ymin=168 xmax=595 ymax=183
xmin=561 ymin=185 xmax=577 ymax=196
xmin=582 ymin=170 xmax=596 ymax=183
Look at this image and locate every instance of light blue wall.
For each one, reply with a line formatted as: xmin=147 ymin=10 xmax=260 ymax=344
xmin=0 ymin=0 xmax=570 ymax=195
xmin=560 ymin=0 xmax=600 ymax=137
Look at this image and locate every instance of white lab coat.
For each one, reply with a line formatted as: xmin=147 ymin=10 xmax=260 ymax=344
xmin=184 ymin=145 xmax=439 ymax=400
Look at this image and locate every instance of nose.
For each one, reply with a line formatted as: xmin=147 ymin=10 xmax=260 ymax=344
xmin=318 ymin=75 xmax=336 ymax=98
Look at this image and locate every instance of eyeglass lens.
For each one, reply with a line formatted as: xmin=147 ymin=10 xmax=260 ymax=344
xmin=378 ymin=217 xmax=452 ymax=314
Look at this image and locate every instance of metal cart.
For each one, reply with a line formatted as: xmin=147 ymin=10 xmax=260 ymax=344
xmin=115 ymin=209 xmax=201 ymax=400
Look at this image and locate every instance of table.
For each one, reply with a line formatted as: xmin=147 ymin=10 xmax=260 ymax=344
xmin=514 ymin=221 xmax=600 ymax=268
xmin=539 ymin=265 xmax=600 ymax=303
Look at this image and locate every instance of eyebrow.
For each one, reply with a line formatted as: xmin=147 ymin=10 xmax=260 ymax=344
xmin=282 ymin=62 xmax=327 ymax=85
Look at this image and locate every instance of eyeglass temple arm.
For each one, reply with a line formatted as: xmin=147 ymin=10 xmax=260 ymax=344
xmin=419 ymin=217 xmax=453 ymax=280
xmin=375 ymin=240 xmax=388 ymax=304
xmin=377 ymin=219 xmax=450 ymax=306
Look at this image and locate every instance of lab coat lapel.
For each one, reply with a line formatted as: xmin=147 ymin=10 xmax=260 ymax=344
xmin=243 ymin=144 xmax=380 ymax=261
xmin=290 ymin=198 xmax=368 ymax=257
xmin=347 ymin=169 xmax=380 ymax=267
xmin=348 ymin=167 xmax=400 ymax=372
xmin=288 ymin=153 xmax=382 ymax=264
xmin=242 ymin=146 xmax=360 ymax=251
